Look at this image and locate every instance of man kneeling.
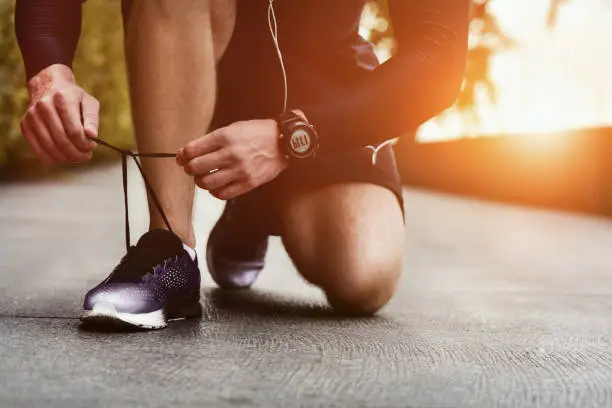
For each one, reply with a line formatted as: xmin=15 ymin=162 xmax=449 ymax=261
xmin=15 ymin=0 xmax=469 ymax=328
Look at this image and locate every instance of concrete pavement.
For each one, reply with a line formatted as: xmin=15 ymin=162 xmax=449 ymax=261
xmin=1 ymin=163 xmax=611 ymax=407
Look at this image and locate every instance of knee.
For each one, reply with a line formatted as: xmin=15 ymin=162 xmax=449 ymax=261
xmin=310 ymin=253 xmax=402 ymax=316
xmin=129 ymin=0 xmax=235 ymax=63
xmin=210 ymin=0 xmax=237 ymax=63
xmin=144 ymin=0 xmax=211 ymax=20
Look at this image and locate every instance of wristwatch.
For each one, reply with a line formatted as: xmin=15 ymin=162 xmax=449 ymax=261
xmin=276 ymin=110 xmax=319 ymax=161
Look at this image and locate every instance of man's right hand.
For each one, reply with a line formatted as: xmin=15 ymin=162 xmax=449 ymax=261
xmin=20 ymin=64 xmax=99 ymax=164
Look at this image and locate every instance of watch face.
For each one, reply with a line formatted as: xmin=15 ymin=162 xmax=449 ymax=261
xmin=279 ymin=118 xmax=319 ymax=161
xmin=289 ymin=128 xmax=312 ymax=156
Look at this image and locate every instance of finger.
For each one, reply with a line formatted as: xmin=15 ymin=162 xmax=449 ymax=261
xmin=38 ymin=101 xmax=91 ymax=162
xmin=183 ymin=150 xmax=231 ymax=177
xmin=210 ymin=181 xmax=251 ymax=201
xmin=178 ymin=128 xmax=227 ymax=165
xmin=194 ymin=169 xmax=237 ymax=191
xmin=54 ymin=91 xmax=92 ymax=152
xmin=81 ymin=93 xmax=100 ymax=143
xmin=26 ymin=108 xmax=67 ymax=163
xmin=20 ymin=119 xmax=54 ymax=164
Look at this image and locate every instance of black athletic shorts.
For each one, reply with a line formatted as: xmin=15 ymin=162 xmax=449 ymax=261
xmin=211 ymin=0 xmax=403 ymax=235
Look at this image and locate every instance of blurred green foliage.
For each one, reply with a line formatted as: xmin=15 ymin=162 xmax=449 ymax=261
xmin=0 ymin=1 xmax=29 ymax=173
xmin=364 ymin=0 xmax=396 ymax=54
xmin=0 ymin=0 xmax=132 ymax=179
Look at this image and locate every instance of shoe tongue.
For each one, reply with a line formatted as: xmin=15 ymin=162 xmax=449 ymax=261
xmin=111 ymin=230 xmax=184 ymax=283
xmin=135 ymin=229 xmax=183 ymax=260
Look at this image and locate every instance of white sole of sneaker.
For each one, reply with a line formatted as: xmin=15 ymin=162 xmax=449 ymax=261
xmin=81 ymin=302 xmax=167 ymax=330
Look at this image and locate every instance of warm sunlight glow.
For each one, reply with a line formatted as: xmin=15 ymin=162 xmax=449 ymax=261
xmin=361 ymin=0 xmax=612 ymax=142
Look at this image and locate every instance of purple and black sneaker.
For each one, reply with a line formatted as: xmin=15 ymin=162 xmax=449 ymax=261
xmin=81 ymin=230 xmax=202 ymax=329
xmin=206 ymin=199 xmax=268 ymax=289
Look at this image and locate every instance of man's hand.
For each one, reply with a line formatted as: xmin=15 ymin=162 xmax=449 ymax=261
xmin=176 ymin=119 xmax=289 ymax=200
xmin=20 ymin=64 xmax=99 ymax=164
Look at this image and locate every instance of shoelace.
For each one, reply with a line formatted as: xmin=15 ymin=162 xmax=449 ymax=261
xmin=113 ymin=245 xmax=166 ymax=281
xmin=86 ymin=3 xmax=283 ymax=253
xmin=86 ymin=136 xmax=175 ymax=251
xmin=87 ymin=133 xmax=399 ymax=252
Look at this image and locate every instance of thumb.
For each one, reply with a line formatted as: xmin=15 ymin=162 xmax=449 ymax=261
xmin=81 ymin=93 xmax=100 ymax=139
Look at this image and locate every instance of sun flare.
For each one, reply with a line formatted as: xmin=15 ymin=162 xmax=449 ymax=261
xmin=361 ymin=0 xmax=612 ymax=142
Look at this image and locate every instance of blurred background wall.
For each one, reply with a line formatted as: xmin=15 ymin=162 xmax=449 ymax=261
xmin=1 ymin=0 xmax=610 ymax=215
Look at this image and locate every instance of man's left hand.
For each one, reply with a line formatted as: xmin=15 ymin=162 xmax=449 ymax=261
xmin=176 ymin=119 xmax=288 ymax=200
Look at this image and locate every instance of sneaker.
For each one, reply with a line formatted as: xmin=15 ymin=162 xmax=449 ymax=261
xmin=206 ymin=200 xmax=268 ymax=289
xmin=81 ymin=229 xmax=202 ymax=329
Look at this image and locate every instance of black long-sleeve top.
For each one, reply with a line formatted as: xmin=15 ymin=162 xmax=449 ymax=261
xmin=15 ymin=0 xmax=470 ymax=150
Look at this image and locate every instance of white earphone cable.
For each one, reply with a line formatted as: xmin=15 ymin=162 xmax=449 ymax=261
xmin=267 ymin=0 xmax=288 ymax=113
xmin=267 ymin=0 xmax=398 ymax=165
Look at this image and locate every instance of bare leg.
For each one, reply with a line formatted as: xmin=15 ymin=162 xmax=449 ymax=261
xmin=280 ymin=183 xmax=405 ymax=315
xmin=123 ymin=0 xmax=236 ymax=247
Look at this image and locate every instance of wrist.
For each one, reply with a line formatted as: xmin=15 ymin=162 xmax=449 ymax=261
xmin=27 ymin=64 xmax=75 ymax=101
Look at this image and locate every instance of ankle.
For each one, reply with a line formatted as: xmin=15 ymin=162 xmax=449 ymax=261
xmin=182 ymin=229 xmax=196 ymax=248
xmin=149 ymin=225 xmax=196 ymax=248
xmin=182 ymin=234 xmax=196 ymax=249
xmin=178 ymin=230 xmax=196 ymax=249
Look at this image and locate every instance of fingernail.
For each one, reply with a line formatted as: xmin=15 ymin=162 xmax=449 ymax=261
xmin=85 ymin=126 xmax=97 ymax=137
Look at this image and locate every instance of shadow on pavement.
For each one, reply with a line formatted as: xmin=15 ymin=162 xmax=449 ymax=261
xmin=78 ymin=319 xmax=158 ymax=334
xmin=73 ymin=287 xmax=386 ymax=334
xmin=203 ymin=288 xmax=379 ymax=322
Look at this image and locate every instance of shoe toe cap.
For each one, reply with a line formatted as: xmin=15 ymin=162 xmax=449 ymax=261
xmin=83 ymin=283 xmax=164 ymax=314
xmin=208 ymin=261 xmax=263 ymax=289
xmin=206 ymin=241 xmax=265 ymax=289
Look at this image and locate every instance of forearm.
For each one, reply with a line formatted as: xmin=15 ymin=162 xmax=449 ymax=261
xmin=301 ymin=0 xmax=470 ymax=153
xmin=14 ymin=0 xmax=84 ymax=81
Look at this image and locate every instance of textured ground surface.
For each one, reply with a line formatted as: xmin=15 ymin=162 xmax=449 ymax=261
xmin=1 ymin=164 xmax=611 ymax=408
